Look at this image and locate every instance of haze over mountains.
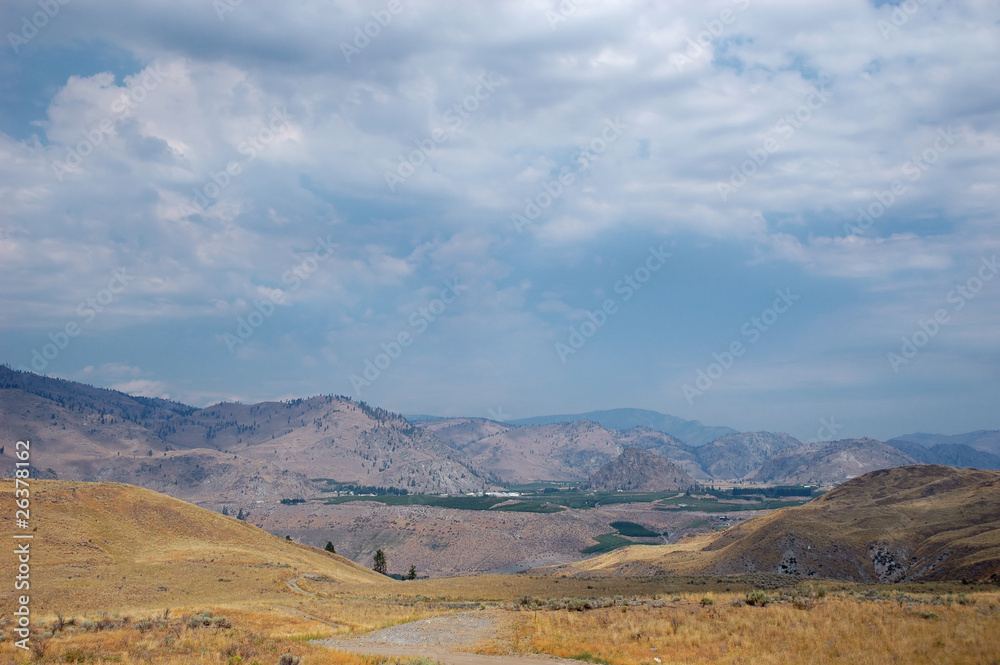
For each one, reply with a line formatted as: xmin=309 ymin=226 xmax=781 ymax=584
xmin=3 ymin=366 xmax=1000 ymax=508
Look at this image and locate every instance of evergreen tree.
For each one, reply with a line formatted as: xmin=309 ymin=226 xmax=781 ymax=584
xmin=222 ymin=506 xmax=229 ymax=516
xmin=373 ymin=549 xmax=387 ymax=575
xmin=325 ymin=541 xmax=336 ymax=554
xmin=407 ymin=564 xmax=416 ymax=580
xmin=236 ymin=508 xmax=246 ymax=520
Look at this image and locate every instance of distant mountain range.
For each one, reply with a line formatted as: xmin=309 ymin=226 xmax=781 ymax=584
xmin=888 ymin=431 xmax=1000 ymax=457
xmin=3 ymin=367 xmax=1000 ymax=508
xmin=507 ymin=408 xmax=738 ymax=447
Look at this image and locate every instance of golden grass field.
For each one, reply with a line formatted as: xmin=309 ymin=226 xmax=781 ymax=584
xmin=2 ymin=479 xmax=999 ymax=664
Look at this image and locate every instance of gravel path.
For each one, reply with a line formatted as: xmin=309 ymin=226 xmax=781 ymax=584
xmin=315 ymin=611 xmax=581 ymax=665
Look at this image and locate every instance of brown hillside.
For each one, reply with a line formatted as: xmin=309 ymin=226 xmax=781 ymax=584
xmin=0 ymin=367 xmax=490 ymax=496
xmin=0 ymin=480 xmax=386 ymax=613
xmin=696 ymin=431 xmax=802 ymax=480
xmin=454 ymin=420 xmax=623 ymax=483
xmin=581 ymin=447 xmax=694 ymax=492
xmin=752 ymin=438 xmax=920 ymax=485
xmin=560 ymin=465 xmax=1000 ymax=583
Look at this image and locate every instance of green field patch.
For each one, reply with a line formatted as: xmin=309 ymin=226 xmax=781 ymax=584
xmin=492 ymin=501 xmax=565 ymax=513
xmin=580 ymin=533 xmax=635 ymax=554
xmin=609 ymin=520 xmax=661 ymax=537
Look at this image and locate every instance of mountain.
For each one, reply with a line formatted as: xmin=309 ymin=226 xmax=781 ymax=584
xmin=695 ymin=431 xmax=803 ymax=480
xmin=414 ymin=418 xmax=706 ymax=484
xmin=436 ymin=419 xmax=622 ymax=484
xmin=0 ymin=367 xmax=490 ymax=503
xmin=885 ymin=439 xmax=1000 ymax=470
xmin=581 ymin=448 xmax=695 ymax=492
xmin=416 ymin=417 xmax=513 ymax=451
xmin=0 ymin=479 xmax=385 ymax=612
xmin=888 ymin=431 xmax=1000 ymax=459
xmin=701 ymin=465 xmax=1000 ymax=582
xmin=752 ymin=438 xmax=920 ymax=485
xmin=508 ymin=408 xmax=736 ymax=447
xmin=558 ymin=465 xmax=1000 ymax=583
xmin=611 ymin=426 xmax=708 ymax=480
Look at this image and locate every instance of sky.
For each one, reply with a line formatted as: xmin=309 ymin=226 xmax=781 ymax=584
xmin=1 ymin=0 xmax=998 ymax=442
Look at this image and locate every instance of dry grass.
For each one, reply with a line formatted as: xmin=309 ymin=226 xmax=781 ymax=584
xmin=484 ymin=588 xmax=1000 ymax=665
xmin=0 ymin=605 xmax=441 ymax=664
xmin=0 ymin=480 xmax=387 ymax=614
xmin=558 ymin=466 xmax=1000 ymax=583
xmin=4 ymin=478 xmax=998 ymax=664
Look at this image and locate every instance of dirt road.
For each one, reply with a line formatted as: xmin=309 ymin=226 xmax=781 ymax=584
xmin=315 ymin=611 xmax=581 ymax=665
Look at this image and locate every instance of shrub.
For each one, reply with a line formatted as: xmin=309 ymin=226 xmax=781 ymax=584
xmin=745 ymin=590 xmax=771 ymax=607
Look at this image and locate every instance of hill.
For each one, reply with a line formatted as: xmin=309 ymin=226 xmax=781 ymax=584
xmin=611 ymin=426 xmax=708 ymax=480
xmin=507 ymin=408 xmax=736 ymax=447
xmin=0 ymin=480 xmax=385 ymax=612
xmin=0 ymin=367 xmax=490 ymax=504
xmin=885 ymin=439 xmax=1000 ymax=470
xmin=444 ymin=420 xmax=622 ymax=483
xmin=559 ymin=465 xmax=1000 ymax=583
xmin=695 ymin=431 xmax=802 ymax=480
xmin=888 ymin=431 xmax=1000 ymax=456
xmin=752 ymin=438 xmax=920 ymax=485
xmin=581 ymin=447 xmax=694 ymax=492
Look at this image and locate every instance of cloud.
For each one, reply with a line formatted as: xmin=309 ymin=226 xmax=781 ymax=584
xmin=1 ymin=0 xmax=999 ymax=439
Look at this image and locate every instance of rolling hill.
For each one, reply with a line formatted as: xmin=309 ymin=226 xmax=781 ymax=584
xmin=885 ymin=439 xmax=1000 ymax=470
xmin=581 ymin=447 xmax=694 ymax=492
xmin=695 ymin=431 xmax=802 ymax=480
xmin=888 ymin=431 xmax=1000 ymax=457
xmin=0 ymin=479 xmax=386 ymax=612
xmin=0 ymin=366 xmax=491 ymax=506
xmin=752 ymin=438 xmax=920 ymax=485
xmin=558 ymin=465 xmax=1000 ymax=583
xmin=508 ymin=408 xmax=736 ymax=447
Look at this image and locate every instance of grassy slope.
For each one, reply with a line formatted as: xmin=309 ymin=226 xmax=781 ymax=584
xmin=0 ymin=479 xmax=386 ymax=613
xmin=564 ymin=465 xmax=1000 ymax=582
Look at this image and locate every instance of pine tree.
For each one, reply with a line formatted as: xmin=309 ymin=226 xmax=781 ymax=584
xmin=325 ymin=541 xmax=336 ymax=554
xmin=373 ymin=549 xmax=387 ymax=575
xmin=407 ymin=564 xmax=416 ymax=580
xmin=222 ymin=506 xmax=229 ymax=516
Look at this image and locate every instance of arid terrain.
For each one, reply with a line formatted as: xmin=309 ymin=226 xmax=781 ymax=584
xmin=2 ymin=474 xmax=999 ymax=665
xmin=5 ymin=367 xmax=1000 ymax=578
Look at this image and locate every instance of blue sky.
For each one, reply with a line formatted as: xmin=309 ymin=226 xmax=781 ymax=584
xmin=1 ymin=0 xmax=998 ymax=442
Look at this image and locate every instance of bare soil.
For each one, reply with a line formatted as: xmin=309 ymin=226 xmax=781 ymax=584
xmin=316 ymin=611 xmax=579 ymax=665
